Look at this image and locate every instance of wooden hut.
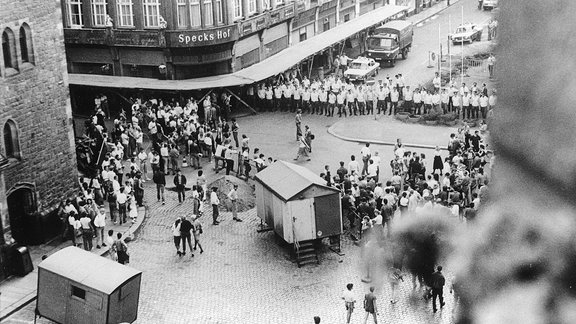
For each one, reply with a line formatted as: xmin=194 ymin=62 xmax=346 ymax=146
xmin=37 ymin=246 xmax=142 ymax=324
xmin=254 ymin=161 xmax=342 ymax=266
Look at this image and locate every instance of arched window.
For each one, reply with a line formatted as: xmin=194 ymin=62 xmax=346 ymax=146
xmin=4 ymin=120 xmax=21 ymax=160
xmin=2 ymin=28 xmax=19 ymax=70
xmin=19 ymin=24 xmax=34 ymax=64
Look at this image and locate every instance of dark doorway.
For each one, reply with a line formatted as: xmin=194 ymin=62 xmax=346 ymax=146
xmin=314 ymin=194 xmax=341 ymax=237
xmin=7 ymin=187 xmax=37 ymax=245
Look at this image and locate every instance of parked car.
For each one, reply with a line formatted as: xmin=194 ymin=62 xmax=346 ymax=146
xmin=482 ymin=0 xmax=498 ymax=10
xmin=451 ymin=23 xmax=483 ymax=45
xmin=344 ymin=57 xmax=380 ymax=82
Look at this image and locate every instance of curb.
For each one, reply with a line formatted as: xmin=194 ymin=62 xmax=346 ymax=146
xmin=0 ymin=206 xmax=148 ymax=322
xmin=412 ymin=0 xmax=462 ymax=26
xmin=326 ymin=120 xmax=444 ymax=151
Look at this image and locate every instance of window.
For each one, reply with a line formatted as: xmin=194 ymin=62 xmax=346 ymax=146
xmin=143 ymin=0 xmax=161 ymax=27
xmin=71 ymin=286 xmax=86 ymax=300
xmin=248 ymin=0 xmax=256 ymax=14
xmin=233 ymin=0 xmax=242 ymax=19
xmin=204 ymin=0 xmax=214 ymax=26
xmin=4 ymin=120 xmax=21 ymax=160
xmin=176 ymin=0 xmax=187 ymax=27
xmin=190 ymin=0 xmax=201 ymax=27
xmin=299 ymin=27 xmax=306 ymax=42
xmin=261 ymin=0 xmax=270 ymax=10
xmin=323 ymin=18 xmax=330 ymax=32
xmin=92 ymin=0 xmax=108 ymax=26
xmin=215 ymin=0 xmax=223 ymax=23
xmin=19 ymin=24 xmax=34 ymax=64
xmin=117 ymin=0 xmax=134 ymax=26
xmin=2 ymin=29 xmax=18 ymax=70
xmin=67 ymin=0 xmax=84 ymax=27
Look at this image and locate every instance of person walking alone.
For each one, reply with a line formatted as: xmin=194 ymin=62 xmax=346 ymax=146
xmin=363 ymin=286 xmax=378 ymax=324
xmin=211 ymin=187 xmax=221 ymax=225
xmin=431 ymin=265 xmax=446 ymax=312
xmin=173 ymin=169 xmax=187 ymax=203
xmin=228 ymin=184 xmax=243 ymax=222
xmin=342 ymin=283 xmax=356 ymax=324
xmin=153 ymin=167 xmax=166 ymax=204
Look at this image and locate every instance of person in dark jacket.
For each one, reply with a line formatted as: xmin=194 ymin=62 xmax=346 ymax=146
xmin=431 ymin=265 xmax=446 ymax=312
xmin=179 ymin=215 xmax=194 ymax=257
xmin=173 ymin=169 xmax=187 ymax=203
xmin=153 ymin=168 xmax=166 ymax=204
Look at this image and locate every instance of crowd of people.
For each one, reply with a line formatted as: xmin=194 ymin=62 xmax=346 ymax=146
xmin=241 ymin=70 xmax=497 ymax=121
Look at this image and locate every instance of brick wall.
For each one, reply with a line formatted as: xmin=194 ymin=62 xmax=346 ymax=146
xmin=0 ymin=0 xmax=78 ymax=226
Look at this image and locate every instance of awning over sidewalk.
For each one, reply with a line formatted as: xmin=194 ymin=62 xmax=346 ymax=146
xmin=67 ymin=4 xmax=408 ymax=91
xmin=235 ymin=4 xmax=408 ymax=82
xmin=67 ymin=73 xmax=254 ymax=91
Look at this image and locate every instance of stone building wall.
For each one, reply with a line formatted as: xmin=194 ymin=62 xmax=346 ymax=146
xmin=0 ymin=0 xmax=78 ymax=241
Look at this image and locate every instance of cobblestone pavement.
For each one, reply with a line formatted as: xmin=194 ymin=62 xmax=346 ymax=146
xmin=4 ymin=113 xmax=462 ymax=324
xmin=130 ymin=190 xmax=461 ymax=324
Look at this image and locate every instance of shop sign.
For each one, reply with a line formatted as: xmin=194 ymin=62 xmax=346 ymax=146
xmin=64 ymin=29 xmax=109 ymax=45
xmin=114 ymin=30 xmax=162 ymax=47
xmin=170 ymin=26 xmax=239 ymax=47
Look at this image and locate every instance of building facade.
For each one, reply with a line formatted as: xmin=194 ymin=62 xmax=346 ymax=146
xmin=0 ymin=0 xmax=78 ymax=280
xmin=60 ymin=0 xmax=413 ymax=81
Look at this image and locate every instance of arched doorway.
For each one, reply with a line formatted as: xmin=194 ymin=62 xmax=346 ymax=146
xmin=7 ymin=185 xmax=38 ymax=245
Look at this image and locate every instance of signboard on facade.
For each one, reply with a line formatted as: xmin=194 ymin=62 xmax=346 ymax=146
xmin=114 ymin=30 xmax=163 ymax=47
xmin=64 ymin=29 xmax=110 ymax=45
xmin=168 ymin=26 xmax=239 ymax=47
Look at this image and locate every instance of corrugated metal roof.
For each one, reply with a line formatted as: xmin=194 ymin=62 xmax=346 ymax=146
xmin=38 ymin=246 xmax=141 ymax=295
xmin=254 ymin=161 xmax=339 ymax=201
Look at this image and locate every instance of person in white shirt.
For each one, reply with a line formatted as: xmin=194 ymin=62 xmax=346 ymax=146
xmin=403 ymin=85 xmax=413 ymax=113
xmin=227 ymin=184 xmax=242 ymax=222
xmin=413 ymin=88 xmax=422 ymax=115
xmin=337 ymin=91 xmax=347 ymax=117
xmin=116 ymin=187 xmax=128 ymax=225
xmin=452 ymin=92 xmax=461 ymax=118
xmin=348 ymin=155 xmax=360 ymax=175
xmin=479 ymin=93 xmax=489 ymax=119
xmin=462 ymin=91 xmax=471 ymax=119
xmin=440 ymin=89 xmax=449 ymax=113
xmin=360 ymin=143 xmax=372 ymax=176
xmin=423 ymin=89 xmax=432 ymax=114
xmin=342 ymin=283 xmax=356 ymax=324
xmin=471 ymin=92 xmax=480 ymax=119
xmin=371 ymin=151 xmax=381 ymax=180
xmin=210 ymin=187 xmax=221 ymax=225
xmin=367 ymin=159 xmax=378 ymax=182
xmin=94 ymin=208 xmax=107 ymax=249
xmin=433 ymin=72 xmax=441 ymax=92
xmin=346 ymin=89 xmax=356 ymax=116
xmin=390 ymin=88 xmax=399 ymax=115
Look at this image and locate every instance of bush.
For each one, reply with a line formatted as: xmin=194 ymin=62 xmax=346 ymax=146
xmin=438 ymin=112 xmax=457 ymax=122
xmin=422 ymin=110 xmax=442 ymax=121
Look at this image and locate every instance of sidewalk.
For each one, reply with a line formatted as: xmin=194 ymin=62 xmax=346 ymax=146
xmin=408 ymin=0 xmax=461 ymax=26
xmin=0 ymin=205 xmax=147 ymax=321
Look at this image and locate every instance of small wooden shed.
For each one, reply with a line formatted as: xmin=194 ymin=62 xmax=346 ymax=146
xmin=254 ymin=161 xmax=342 ymax=244
xmin=37 ymin=246 xmax=142 ymax=324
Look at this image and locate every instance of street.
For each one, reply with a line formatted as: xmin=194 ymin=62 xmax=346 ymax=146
xmin=374 ymin=0 xmax=494 ymax=86
xmin=2 ymin=1 xmax=494 ymax=323
xmin=4 ymin=112 xmax=465 ymax=324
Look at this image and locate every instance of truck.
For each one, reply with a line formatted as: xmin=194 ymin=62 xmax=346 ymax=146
xmin=366 ymin=20 xmax=413 ymax=67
